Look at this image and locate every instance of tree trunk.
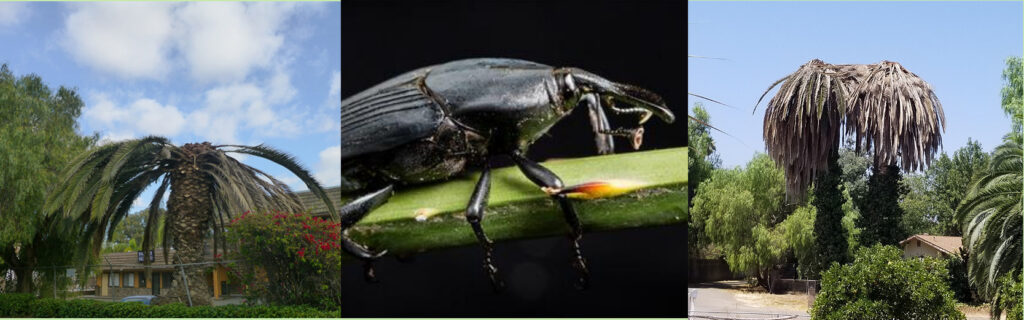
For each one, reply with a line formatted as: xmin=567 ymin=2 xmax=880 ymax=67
xmin=9 ymin=243 xmax=37 ymax=294
xmin=154 ymin=143 xmax=214 ymax=306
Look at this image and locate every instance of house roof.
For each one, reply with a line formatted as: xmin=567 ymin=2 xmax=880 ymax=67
xmin=98 ymin=248 xmax=217 ymax=271
xmin=899 ymin=234 xmax=963 ymax=255
xmin=295 ymin=186 xmax=341 ymax=218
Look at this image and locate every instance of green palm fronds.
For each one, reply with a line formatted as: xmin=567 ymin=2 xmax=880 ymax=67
xmin=45 ymin=137 xmax=336 ymax=261
xmin=957 ymin=133 xmax=1022 ymax=297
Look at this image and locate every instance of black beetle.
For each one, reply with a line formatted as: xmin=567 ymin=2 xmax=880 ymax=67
xmin=340 ymin=58 xmax=675 ymax=290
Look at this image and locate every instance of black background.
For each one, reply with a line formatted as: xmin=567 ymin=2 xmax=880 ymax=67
xmin=340 ymin=0 xmax=686 ymax=316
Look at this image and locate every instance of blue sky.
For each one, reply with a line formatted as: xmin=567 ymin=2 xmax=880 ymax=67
xmin=688 ymin=1 xmax=1023 ymax=168
xmin=0 ymin=2 xmax=340 ymax=211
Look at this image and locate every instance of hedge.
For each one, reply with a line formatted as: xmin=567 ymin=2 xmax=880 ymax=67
xmin=0 ymin=293 xmax=340 ymax=318
xmin=811 ymin=245 xmax=965 ymax=320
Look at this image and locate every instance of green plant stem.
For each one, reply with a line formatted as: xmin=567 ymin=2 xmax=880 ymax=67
xmin=345 ymin=147 xmax=687 ymax=257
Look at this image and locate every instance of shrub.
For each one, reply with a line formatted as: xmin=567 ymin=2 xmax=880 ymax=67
xmin=994 ymin=272 xmax=1023 ymax=320
xmin=0 ymin=294 xmax=339 ymax=318
xmin=0 ymin=293 xmax=34 ymax=317
xmin=945 ymin=250 xmax=975 ymax=303
xmin=811 ymin=244 xmax=965 ymax=320
xmin=228 ymin=211 xmax=341 ymax=310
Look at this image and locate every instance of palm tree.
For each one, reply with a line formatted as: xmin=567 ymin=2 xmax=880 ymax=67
xmin=957 ymin=133 xmax=1022 ymax=299
xmin=756 ymin=59 xmax=945 ymax=275
xmin=45 ymin=137 xmax=336 ymax=306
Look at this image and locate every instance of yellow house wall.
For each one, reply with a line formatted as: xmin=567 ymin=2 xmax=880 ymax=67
xmin=99 ymin=273 xmax=108 ymax=296
xmin=903 ymin=240 xmax=944 ymax=258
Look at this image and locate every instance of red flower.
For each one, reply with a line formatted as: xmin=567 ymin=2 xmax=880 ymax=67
xmin=214 ymin=253 xmax=222 ymax=259
xmin=297 ymin=247 xmax=306 ymax=258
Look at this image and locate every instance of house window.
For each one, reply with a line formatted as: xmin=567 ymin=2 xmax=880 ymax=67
xmin=139 ymin=272 xmax=146 ymax=287
xmin=125 ymin=272 xmax=135 ymax=288
xmin=917 ymin=240 xmax=921 ymax=247
xmin=108 ymin=272 xmax=121 ymax=288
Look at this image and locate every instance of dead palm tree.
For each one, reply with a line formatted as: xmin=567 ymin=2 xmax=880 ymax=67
xmin=757 ymin=59 xmax=945 ymax=198
xmin=756 ymin=59 xmax=945 ymax=274
xmin=45 ymin=137 xmax=336 ymax=306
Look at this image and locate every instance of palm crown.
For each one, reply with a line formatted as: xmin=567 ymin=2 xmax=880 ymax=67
xmin=45 ymin=136 xmax=336 ymax=305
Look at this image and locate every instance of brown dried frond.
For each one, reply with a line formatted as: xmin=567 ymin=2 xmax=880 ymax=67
xmin=756 ymin=59 xmax=945 ymax=199
xmin=844 ymin=61 xmax=945 ymax=172
xmin=757 ymin=59 xmax=849 ymax=199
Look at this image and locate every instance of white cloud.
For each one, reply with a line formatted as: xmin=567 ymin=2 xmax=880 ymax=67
xmin=328 ymin=70 xmax=340 ymax=105
xmin=176 ymin=2 xmax=295 ymax=83
xmin=83 ymin=94 xmax=186 ymax=139
xmin=61 ymin=2 xmax=300 ymax=83
xmin=62 ymin=3 xmax=176 ymax=79
xmin=313 ymin=145 xmax=340 ymax=187
xmin=267 ymin=67 xmax=297 ymax=105
xmin=0 ymin=3 xmax=31 ymax=27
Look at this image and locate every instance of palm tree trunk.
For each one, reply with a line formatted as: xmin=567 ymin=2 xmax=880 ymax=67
xmin=156 ymin=143 xmax=215 ymax=306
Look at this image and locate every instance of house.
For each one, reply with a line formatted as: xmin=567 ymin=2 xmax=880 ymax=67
xmin=94 ymin=186 xmax=344 ymax=299
xmin=899 ymin=234 xmax=963 ymax=258
xmin=94 ymin=248 xmax=232 ymax=299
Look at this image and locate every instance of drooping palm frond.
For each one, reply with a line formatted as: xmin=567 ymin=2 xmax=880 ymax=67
xmin=845 ymin=61 xmax=945 ymax=172
xmin=756 ymin=59 xmax=850 ymax=198
xmin=756 ymin=59 xmax=946 ymax=198
xmin=45 ymin=137 xmax=335 ymax=262
xmin=957 ymin=133 xmax=1022 ymax=298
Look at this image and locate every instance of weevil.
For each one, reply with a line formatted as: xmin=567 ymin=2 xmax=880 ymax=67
xmin=340 ymin=58 xmax=675 ymax=290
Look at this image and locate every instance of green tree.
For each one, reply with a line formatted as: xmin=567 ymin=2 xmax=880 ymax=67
xmin=687 ymin=103 xmax=720 ymax=258
xmin=857 ymin=164 xmax=907 ymax=246
xmin=783 ymin=186 xmax=860 ymax=279
xmin=837 ymin=141 xmax=871 ymax=207
xmin=690 ymin=154 xmax=792 ymax=290
xmin=46 ymin=139 xmax=336 ymax=306
xmin=898 ymin=174 xmax=941 ymax=236
xmin=956 ymin=133 xmax=1022 ymax=297
xmin=0 ymin=64 xmax=97 ymax=293
xmin=993 ymin=272 xmax=1023 ymax=320
xmin=808 ymin=154 xmax=850 ymax=278
xmin=929 ymin=139 xmax=991 ymax=236
xmin=1002 ymin=57 xmax=1023 ymax=132
xmin=688 ymin=102 xmax=720 ymax=203
xmin=811 ymin=245 xmax=964 ymax=320
xmin=102 ymin=210 xmax=166 ymax=253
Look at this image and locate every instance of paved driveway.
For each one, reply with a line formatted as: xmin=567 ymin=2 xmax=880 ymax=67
xmin=690 ymin=288 xmax=810 ymax=319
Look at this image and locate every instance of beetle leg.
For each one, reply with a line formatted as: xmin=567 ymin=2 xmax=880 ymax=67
xmin=341 ymin=185 xmax=393 ymax=230
xmin=340 ymin=185 xmax=393 ymax=282
xmin=510 ymin=151 xmax=591 ymax=289
xmin=465 ymin=164 xmax=505 ymax=291
xmin=583 ymin=93 xmax=615 ymax=154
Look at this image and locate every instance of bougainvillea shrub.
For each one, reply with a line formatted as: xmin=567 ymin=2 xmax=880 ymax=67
xmin=228 ymin=211 xmax=340 ymax=310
